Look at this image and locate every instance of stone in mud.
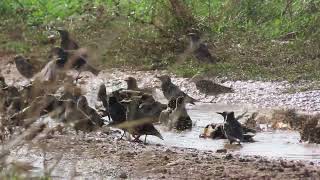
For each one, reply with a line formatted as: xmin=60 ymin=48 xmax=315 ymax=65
xmin=119 ymin=172 xmax=128 ymax=179
xmin=216 ymin=149 xmax=227 ymax=153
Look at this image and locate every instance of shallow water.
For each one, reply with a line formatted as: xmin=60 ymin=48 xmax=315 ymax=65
xmin=147 ymin=103 xmax=320 ymax=163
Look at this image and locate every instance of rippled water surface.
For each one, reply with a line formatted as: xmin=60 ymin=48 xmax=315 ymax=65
xmin=147 ymin=103 xmax=320 ymax=162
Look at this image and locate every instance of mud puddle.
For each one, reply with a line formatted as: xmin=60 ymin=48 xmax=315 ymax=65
xmin=146 ymin=103 xmax=320 ymax=163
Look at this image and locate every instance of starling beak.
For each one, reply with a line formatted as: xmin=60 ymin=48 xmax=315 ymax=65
xmin=57 ymin=29 xmax=79 ymax=50
xmin=216 ymin=112 xmax=228 ymax=121
xmin=14 ymin=55 xmax=35 ymax=79
xmin=157 ymin=75 xmax=197 ymax=105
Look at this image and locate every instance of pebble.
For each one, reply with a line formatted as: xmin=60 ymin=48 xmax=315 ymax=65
xmin=119 ymin=172 xmax=128 ymax=179
xmin=216 ymin=149 xmax=227 ymax=153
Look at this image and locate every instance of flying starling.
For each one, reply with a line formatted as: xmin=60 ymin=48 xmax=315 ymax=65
xmin=57 ymin=29 xmax=79 ymax=50
xmin=14 ymin=55 xmax=35 ymax=79
xmin=217 ymin=111 xmax=244 ymax=144
xmin=157 ymin=75 xmax=197 ymax=104
xmin=168 ymin=96 xmax=192 ymax=131
xmin=187 ymin=33 xmax=217 ymax=64
xmin=48 ymin=47 xmax=100 ymax=81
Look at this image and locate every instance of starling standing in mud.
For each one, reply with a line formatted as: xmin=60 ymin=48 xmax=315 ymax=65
xmin=14 ymin=55 xmax=35 ymax=79
xmin=2 ymin=86 xmax=22 ymax=116
xmin=167 ymin=96 xmax=192 ymax=131
xmin=108 ymin=96 xmax=127 ymax=126
xmin=139 ymin=94 xmax=167 ymax=120
xmin=124 ymin=77 xmax=153 ymax=94
xmin=190 ymin=75 xmax=233 ymax=97
xmin=77 ymin=96 xmax=105 ymax=127
xmin=217 ymin=111 xmax=244 ymax=144
xmin=157 ymin=75 xmax=197 ymax=104
xmin=97 ymin=84 xmax=110 ymax=118
xmin=0 ymin=76 xmax=8 ymax=89
xmin=187 ymin=33 xmax=217 ymax=64
xmin=63 ymin=99 xmax=96 ymax=133
xmin=57 ymin=29 xmax=79 ymax=50
xmin=121 ymin=98 xmax=163 ymax=143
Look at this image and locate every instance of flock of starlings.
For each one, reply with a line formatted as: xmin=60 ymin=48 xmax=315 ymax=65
xmin=0 ymin=29 xmax=256 ymax=144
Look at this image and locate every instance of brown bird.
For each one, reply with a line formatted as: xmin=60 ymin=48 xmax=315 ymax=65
xmin=77 ymin=96 xmax=105 ymax=127
xmin=190 ymin=75 xmax=233 ymax=97
xmin=57 ymin=29 xmax=79 ymax=50
xmin=0 ymin=76 xmax=8 ymax=89
xmin=121 ymin=98 xmax=163 ymax=143
xmin=187 ymin=33 xmax=217 ymax=64
xmin=157 ymin=75 xmax=197 ymax=104
xmin=97 ymin=84 xmax=110 ymax=119
xmin=14 ymin=55 xmax=35 ymax=79
xmin=167 ymin=96 xmax=192 ymax=131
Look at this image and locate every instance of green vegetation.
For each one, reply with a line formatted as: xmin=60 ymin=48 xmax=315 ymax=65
xmin=1 ymin=0 xmax=320 ymax=81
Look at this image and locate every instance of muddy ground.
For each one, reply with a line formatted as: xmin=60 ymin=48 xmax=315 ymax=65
xmin=2 ymin=53 xmax=320 ymax=179
xmin=10 ymin=131 xmax=320 ymax=179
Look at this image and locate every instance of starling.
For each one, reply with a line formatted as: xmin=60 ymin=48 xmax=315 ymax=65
xmin=51 ymin=47 xmax=99 ymax=76
xmin=190 ymin=75 xmax=233 ymax=97
xmin=77 ymin=96 xmax=105 ymax=127
xmin=33 ymin=59 xmax=63 ymax=84
xmin=124 ymin=77 xmax=153 ymax=94
xmin=97 ymin=84 xmax=110 ymax=118
xmin=217 ymin=111 xmax=244 ymax=144
xmin=67 ymin=48 xmax=100 ymax=76
xmin=139 ymin=94 xmax=166 ymax=120
xmin=1 ymin=86 xmax=22 ymax=116
xmin=57 ymin=29 xmax=79 ymax=50
xmin=63 ymin=99 xmax=96 ymax=133
xmin=187 ymin=33 xmax=217 ymax=64
xmin=0 ymin=76 xmax=7 ymax=89
xmin=157 ymin=75 xmax=197 ymax=104
xmin=121 ymin=99 xmax=163 ymax=143
xmin=108 ymin=96 xmax=127 ymax=126
xmin=167 ymin=96 xmax=192 ymax=131
xmin=14 ymin=55 xmax=35 ymax=79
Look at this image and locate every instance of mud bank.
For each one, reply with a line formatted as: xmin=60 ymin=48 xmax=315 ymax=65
xmin=9 ymin=132 xmax=320 ymax=179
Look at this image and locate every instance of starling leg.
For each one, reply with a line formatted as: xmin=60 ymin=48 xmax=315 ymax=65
xmin=132 ymin=135 xmax=142 ymax=143
xmin=75 ymin=71 xmax=82 ymax=83
xmin=119 ymin=131 xmax=126 ymax=140
xmin=144 ymin=135 xmax=148 ymax=144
